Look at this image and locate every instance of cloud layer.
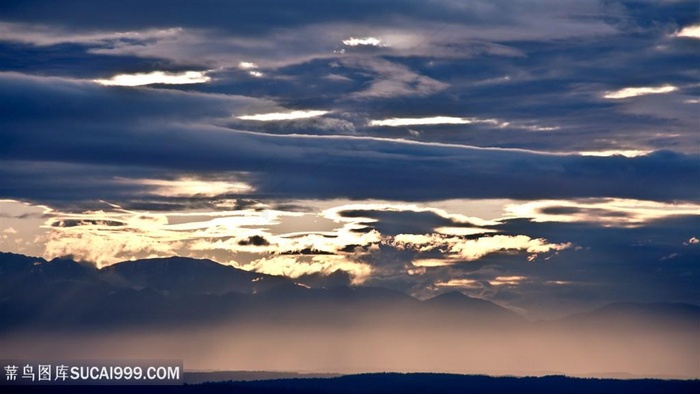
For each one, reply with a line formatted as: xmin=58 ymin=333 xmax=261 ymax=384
xmin=1 ymin=0 xmax=699 ymax=318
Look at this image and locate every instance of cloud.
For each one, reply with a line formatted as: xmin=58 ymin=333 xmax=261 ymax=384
xmin=124 ymin=177 xmax=254 ymax=197
xmin=1 ymin=0 xmax=700 ymax=321
xmin=343 ymin=57 xmax=449 ymax=98
xmin=342 ymin=37 xmax=384 ymax=47
xmin=368 ymin=116 xmax=559 ymax=132
xmin=505 ymin=198 xmax=700 ymax=227
xmin=94 ymin=70 xmax=211 ymax=86
xmin=238 ymin=62 xmax=259 ymax=69
xmin=236 ymin=255 xmax=373 ymax=284
xmin=490 ymin=276 xmax=526 ymax=286
xmin=370 ymin=116 xmax=475 ymax=127
xmin=0 ymin=21 xmax=182 ymax=46
xmin=675 ymin=24 xmax=700 ymax=39
xmin=603 ymin=85 xmax=678 ymax=99
xmin=434 ymin=278 xmax=480 ymax=288
xmin=393 ymin=233 xmax=571 ymax=266
xmin=237 ymin=110 xmax=329 ymax=121
xmin=2 ymin=70 xmax=698 ymax=205
xmin=577 ymin=150 xmax=651 ymax=158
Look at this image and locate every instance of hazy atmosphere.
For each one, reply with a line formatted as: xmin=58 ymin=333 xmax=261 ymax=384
xmin=0 ymin=0 xmax=698 ymax=380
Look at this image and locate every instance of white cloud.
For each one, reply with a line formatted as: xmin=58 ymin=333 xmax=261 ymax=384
xmin=238 ymin=61 xmax=259 ymax=69
xmin=370 ymin=116 xmax=474 ymax=127
xmin=342 ymin=37 xmax=384 ymax=47
xmin=603 ymin=85 xmax=677 ymax=99
xmin=369 ymin=116 xmax=558 ymax=131
xmin=94 ymin=70 xmax=211 ymax=86
xmin=237 ymin=110 xmax=328 ymax=121
xmin=675 ymin=25 xmax=700 ymax=39
xmin=516 ymin=125 xmax=560 ymax=132
xmin=577 ymin=150 xmax=651 ymax=157
xmin=434 ymin=227 xmax=496 ymax=236
xmin=237 ymin=62 xmax=263 ymax=77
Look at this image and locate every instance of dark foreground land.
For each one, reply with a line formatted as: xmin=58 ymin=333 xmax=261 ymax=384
xmin=6 ymin=373 xmax=700 ymax=394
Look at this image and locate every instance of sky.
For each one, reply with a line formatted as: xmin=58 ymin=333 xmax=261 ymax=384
xmin=0 ymin=0 xmax=698 ymax=319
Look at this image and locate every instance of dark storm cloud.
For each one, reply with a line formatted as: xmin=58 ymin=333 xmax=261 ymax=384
xmin=0 ymin=0 xmax=620 ymax=37
xmin=1 ymin=73 xmax=698 ymax=206
xmin=0 ymin=1 xmax=696 ymax=156
xmin=336 ymin=209 xmax=485 ymax=235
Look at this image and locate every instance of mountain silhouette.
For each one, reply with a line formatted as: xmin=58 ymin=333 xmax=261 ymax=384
xmin=0 ymin=252 xmax=522 ymax=330
xmin=1 ymin=252 xmax=699 ymax=378
xmin=3 ymin=252 xmax=700 ymax=332
xmin=100 ymin=256 xmax=288 ymax=296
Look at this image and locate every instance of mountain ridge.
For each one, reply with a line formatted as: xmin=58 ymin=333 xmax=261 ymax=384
xmin=1 ymin=252 xmax=699 ymax=330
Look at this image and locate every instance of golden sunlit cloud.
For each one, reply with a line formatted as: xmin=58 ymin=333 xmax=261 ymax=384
xmin=342 ymin=37 xmax=384 ymax=46
xmin=12 ymin=195 xmax=690 ymax=280
xmin=448 ymin=235 xmax=571 ymax=261
xmin=37 ymin=198 xmax=381 ymax=272
xmin=412 ymin=258 xmax=454 ymax=267
xmin=505 ymin=198 xmax=700 ymax=227
xmin=435 ymin=278 xmax=480 ymax=288
xmin=400 ymin=234 xmax=571 ymax=265
xmin=39 ymin=203 xmax=286 ymax=266
xmin=490 ymin=276 xmax=526 ymax=286
xmin=94 ymin=70 xmax=211 ymax=86
xmin=675 ymin=25 xmax=700 ymax=39
xmin=238 ymin=255 xmax=372 ymax=284
xmin=127 ymin=177 xmax=254 ymax=197
xmin=237 ymin=110 xmax=328 ymax=121
xmin=603 ymin=85 xmax=677 ymax=99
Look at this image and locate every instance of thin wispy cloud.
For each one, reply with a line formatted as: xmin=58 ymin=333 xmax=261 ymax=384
xmin=238 ymin=110 xmax=329 ymax=121
xmin=603 ymin=85 xmax=678 ymax=99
